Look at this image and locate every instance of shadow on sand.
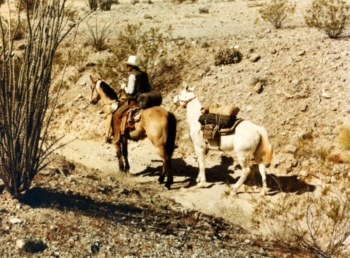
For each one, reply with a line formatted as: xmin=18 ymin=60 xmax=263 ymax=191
xmin=133 ymin=156 xmax=316 ymax=195
xmin=20 ymin=187 xmax=143 ymax=222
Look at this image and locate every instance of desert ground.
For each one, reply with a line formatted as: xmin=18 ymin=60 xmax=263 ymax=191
xmin=1 ymin=0 xmax=350 ymax=257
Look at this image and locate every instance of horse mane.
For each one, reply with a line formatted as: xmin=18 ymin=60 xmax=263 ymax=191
xmin=100 ymin=80 xmax=118 ymax=100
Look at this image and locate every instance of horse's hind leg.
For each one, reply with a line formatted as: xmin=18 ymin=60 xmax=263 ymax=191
xmin=155 ymin=146 xmax=173 ymax=189
xmin=231 ymin=153 xmax=251 ymax=195
xmin=164 ymin=157 xmax=173 ymax=189
xmin=254 ymin=154 xmax=267 ymax=195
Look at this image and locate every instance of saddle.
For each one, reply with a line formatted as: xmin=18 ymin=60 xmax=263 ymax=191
xmin=201 ymin=118 xmax=244 ymax=140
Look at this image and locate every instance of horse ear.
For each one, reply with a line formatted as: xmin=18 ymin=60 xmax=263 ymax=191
xmin=98 ymin=73 xmax=103 ymax=80
xmin=189 ymin=86 xmax=195 ymax=92
xmin=90 ymin=75 xmax=97 ymax=84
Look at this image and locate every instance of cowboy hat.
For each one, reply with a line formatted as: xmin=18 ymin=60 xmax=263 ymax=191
xmin=125 ymin=55 xmax=140 ymax=67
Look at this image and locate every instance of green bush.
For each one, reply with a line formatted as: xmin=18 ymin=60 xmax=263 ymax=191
xmin=258 ymin=0 xmax=296 ymax=29
xmin=304 ymin=0 xmax=350 ymax=38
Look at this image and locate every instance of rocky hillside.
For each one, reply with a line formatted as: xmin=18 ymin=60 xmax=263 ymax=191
xmin=1 ymin=0 xmax=350 ymax=256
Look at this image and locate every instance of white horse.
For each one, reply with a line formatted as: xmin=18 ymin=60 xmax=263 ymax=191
xmin=173 ymin=86 xmax=274 ymax=195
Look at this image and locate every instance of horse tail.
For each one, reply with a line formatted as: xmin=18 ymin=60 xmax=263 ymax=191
xmin=256 ymin=126 xmax=274 ymax=167
xmin=165 ymin=112 xmax=177 ymax=157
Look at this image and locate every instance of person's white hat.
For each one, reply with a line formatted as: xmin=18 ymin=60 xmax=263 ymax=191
xmin=125 ymin=55 xmax=140 ymax=67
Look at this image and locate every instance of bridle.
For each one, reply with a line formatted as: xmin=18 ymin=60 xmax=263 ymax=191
xmin=90 ymin=79 xmax=99 ymax=102
xmin=91 ymin=79 xmax=118 ymax=106
xmin=175 ymin=94 xmax=196 ymax=108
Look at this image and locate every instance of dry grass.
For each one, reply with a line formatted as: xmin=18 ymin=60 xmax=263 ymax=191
xmin=338 ymin=126 xmax=350 ymax=150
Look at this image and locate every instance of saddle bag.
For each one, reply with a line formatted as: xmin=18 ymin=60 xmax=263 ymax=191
xmin=201 ymin=124 xmax=219 ymax=140
xmin=198 ymin=113 xmax=236 ymax=128
xmin=137 ymin=92 xmax=162 ymax=109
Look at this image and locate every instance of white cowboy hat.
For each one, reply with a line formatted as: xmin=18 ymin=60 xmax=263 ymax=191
xmin=125 ymin=55 xmax=140 ymax=67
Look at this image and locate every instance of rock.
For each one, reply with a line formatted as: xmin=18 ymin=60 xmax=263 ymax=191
xmin=86 ymin=62 xmax=97 ymax=67
xmin=322 ymin=92 xmax=331 ymax=99
xmin=253 ymin=82 xmax=263 ymax=94
xmin=78 ymin=104 xmax=88 ymax=110
xmin=10 ymin=218 xmax=22 ymax=224
xmin=301 ymin=104 xmax=308 ymax=112
xmin=299 ymin=170 xmax=309 ymax=177
xmin=284 ymin=144 xmax=297 ymax=154
xmin=345 ymin=106 xmax=350 ymax=113
xmin=16 ymin=238 xmax=46 ymax=253
xmin=249 ymin=54 xmax=261 ymax=62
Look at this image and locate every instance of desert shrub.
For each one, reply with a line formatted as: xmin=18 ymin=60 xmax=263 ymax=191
xmin=0 ymin=0 xmax=76 ymax=197
xmin=304 ymin=0 xmax=350 ymax=38
xmin=338 ymin=126 xmax=350 ymax=150
xmin=250 ymin=175 xmax=350 ymax=257
xmin=94 ymin=22 xmax=188 ymax=94
xmin=214 ymin=48 xmax=243 ymax=66
xmin=88 ymin=0 xmax=98 ymax=10
xmin=84 ymin=17 xmax=111 ymax=51
xmin=258 ymin=0 xmax=296 ymax=29
xmin=17 ymin=0 xmax=49 ymax=14
xmin=199 ymin=7 xmax=209 ymax=14
xmin=12 ymin=19 xmax=27 ymax=40
xmin=100 ymin=0 xmax=113 ymax=10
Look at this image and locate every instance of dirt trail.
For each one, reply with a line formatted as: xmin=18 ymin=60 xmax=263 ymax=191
xmin=56 ymin=133 xmax=318 ymax=235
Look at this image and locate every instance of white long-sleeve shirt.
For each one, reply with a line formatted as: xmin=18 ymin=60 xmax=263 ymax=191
xmin=124 ymin=73 xmax=153 ymax=95
xmin=124 ymin=74 xmax=136 ymax=95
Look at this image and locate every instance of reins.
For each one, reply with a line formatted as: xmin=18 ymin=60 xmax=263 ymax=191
xmin=177 ymin=96 xmax=196 ymax=108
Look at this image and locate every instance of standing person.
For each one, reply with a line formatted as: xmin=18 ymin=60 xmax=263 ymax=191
xmin=122 ymin=55 xmax=153 ymax=100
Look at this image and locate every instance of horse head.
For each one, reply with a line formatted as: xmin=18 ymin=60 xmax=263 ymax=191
xmin=90 ymin=75 xmax=102 ymax=104
xmin=173 ymin=84 xmax=196 ymax=108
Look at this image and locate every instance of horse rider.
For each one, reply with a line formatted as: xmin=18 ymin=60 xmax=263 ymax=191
xmin=122 ymin=55 xmax=153 ymax=99
xmin=121 ymin=55 xmax=153 ymax=122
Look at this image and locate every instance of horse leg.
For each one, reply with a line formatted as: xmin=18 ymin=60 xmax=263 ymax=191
xmin=195 ymin=145 xmax=206 ymax=188
xmin=155 ymin=145 xmax=173 ymax=188
xmin=231 ymin=153 xmax=251 ymax=195
xmin=254 ymin=154 xmax=268 ymax=195
xmin=157 ymin=147 xmax=166 ymax=184
xmin=164 ymin=157 xmax=173 ymax=190
xmin=114 ymin=140 xmax=125 ymax=172
xmin=121 ymin=136 xmax=130 ymax=173
xmin=105 ymin=113 xmax=113 ymax=143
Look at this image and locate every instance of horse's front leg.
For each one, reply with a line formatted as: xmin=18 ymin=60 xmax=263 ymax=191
xmin=121 ymin=136 xmax=130 ymax=173
xmin=104 ymin=113 xmax=113 ymax=143
xmin=114 ymin=140 xmax=125 ymax=172
xmin=193 ymin=138 xmax=206 ymax=188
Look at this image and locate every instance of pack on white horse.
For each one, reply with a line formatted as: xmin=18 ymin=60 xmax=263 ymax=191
xmin=173 ymin=86 xmax=274 ymax=195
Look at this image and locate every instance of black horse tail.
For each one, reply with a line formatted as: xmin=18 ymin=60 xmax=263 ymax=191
xmin=165 ymin=112 xmax=177 ymax=158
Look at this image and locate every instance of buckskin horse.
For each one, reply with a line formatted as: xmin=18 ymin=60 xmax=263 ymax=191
xmin=90 ymin=75 xmax=177 ymax=189
xmin=173 ymin=85 xmax=273 ymax=195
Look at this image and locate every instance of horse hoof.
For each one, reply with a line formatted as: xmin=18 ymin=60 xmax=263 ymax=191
xmin=197 ymin=183 xmax=204 ymax=188
xmin=165 ymin=183 xmax=171 ymax=190
xmin=158 ymin=176 xmax=165 ymax=184
xmin=260 ymin=190 xmax=267 ymax=196
xmin=231 ymin=189 xmax=238 ymax=196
